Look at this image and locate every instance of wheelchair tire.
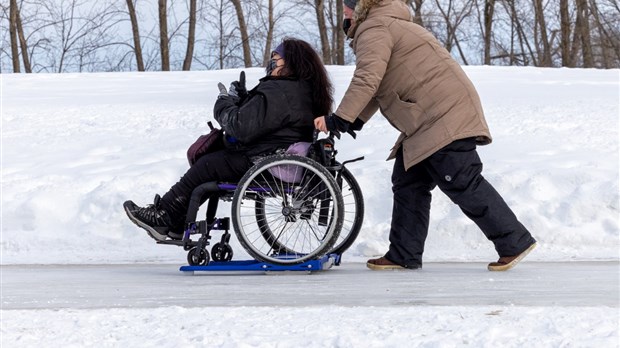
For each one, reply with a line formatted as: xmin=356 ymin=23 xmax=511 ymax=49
xmin=211 ymin=243 xmax=233 ymax=262
xmin=187 ymin=247 xmax=209 ymax=266
xmin=328 ymin=165 xmax=364 ymax=256
xmin=232 ymin=154 xmax=344 ymax=264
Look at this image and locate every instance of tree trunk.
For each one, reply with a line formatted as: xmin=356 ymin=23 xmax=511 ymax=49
xmin=570 ymin=0 xmax=582 ymax=64
xmin=533 ymin=0 xmax=552 ymax=66
xmin=182 ymin=0 xmax=197 ymax=70
xmin=14 ymin=1 xmax=31 ymax=73
xmin=9 ymin=0 xmax=20 ymax=72
xmin=158 ymin=0 xmax=170 ymax=71
xmin=336 ymin=0 xmax=344 ymax=64
xmin=219 ymin=1 xmax=225 ymax=69
xmin=126 ymin=0 xmax=145 ymax=71
xmin=315 ymin=0 xmax=331 ymax=63
xmin=483 ymin=0 xmax=495 ymax=65
xmin=588 ymin=0 xmax=620 ymax=67
xmin=262 ymin=0 xmax=275 ymax=66
xmin=576 ymin=0 xmax=593 ymax=67
xmin=560 ymin=0 xmax=572 ymax=67
xmin=230 ymin=0 xmax=252 ymax=67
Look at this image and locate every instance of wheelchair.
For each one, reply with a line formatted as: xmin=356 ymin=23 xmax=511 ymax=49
xmin=159 ymin=132 xmax=364 ymax=267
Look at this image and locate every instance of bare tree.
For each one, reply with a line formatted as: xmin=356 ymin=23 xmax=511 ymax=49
xmin=322 ymin=0 xmax=344 ymax=64
xmin=576 ymin=0 xmax=594 ymax=67
xmin=407 ymin=0 xmax=425 ymax=26
xmin=533 ymin=0 xmax=552 ymax=66
xmin=182 ymin=0 xmax=197 ymax=70
xmin=159 ymin=0 xmax=170 ymax=70
xmin=559 ymin=0 xmax=573 ymax=66
xmin=262 ymin=0 xmax=275 ymax=66
xmin=230 ymin=0 xmax=252 ymax=67
xmin=14 ymin=1 xmax=31 ymax=72
xmin=500 ymin=0 xmax=535 ymax=65
xmin=314 ymin=0 xmax=331 ymax=63
xmin=483 ymin=0 xmax=495 ymax=65
xmin=9 ymin=0 xmax=20 ymax=72
xmin=34 ymin=0 xmax=124 ymax=72
xmin=3 ymin=0 xmax=618 ymax=72
xmin=335 ymin=0 xmax=344 ymax=64
xmin=197 ymin=0 xmax=242 ymax=69
xmin=433 ymin=0 xmax=474 ymax=64
xmin=220 ymin=1 xmax=229 ymax=69
xmin=588 ymin=0 xmax=619 ymax=68
xmin=126 ymin=0 xmax=145 ymax=71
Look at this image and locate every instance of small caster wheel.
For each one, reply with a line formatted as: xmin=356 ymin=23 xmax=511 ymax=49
xmin=211 ymin=243 xmax=233 ymax=262
xmin=187 ymin=247 xmax=209 ymax=266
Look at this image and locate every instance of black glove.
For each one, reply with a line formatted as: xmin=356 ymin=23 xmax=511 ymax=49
xmin=228 ymin=71 xmax=247 ymax=100
xmin=325 ymin=113 xmax=363 ymax=138
xmin=350 ymin=118 xmax=364 ymax=131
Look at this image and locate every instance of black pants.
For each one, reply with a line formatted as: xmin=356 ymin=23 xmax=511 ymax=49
xmin=160 ymin=150 xmax=253 ymax=224
xmin=385 ymin=138 xmax=536 ymax=268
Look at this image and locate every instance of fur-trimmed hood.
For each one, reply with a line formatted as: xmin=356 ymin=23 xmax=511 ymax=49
xmin=347 ymin=0 xmax=411 ymax=38
xmin=352 ymin=0 xmax=384 ymax=23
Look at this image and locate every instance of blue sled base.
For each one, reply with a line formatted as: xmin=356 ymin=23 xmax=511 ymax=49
xmin=180 ymin=254 xmax=340 ymax=274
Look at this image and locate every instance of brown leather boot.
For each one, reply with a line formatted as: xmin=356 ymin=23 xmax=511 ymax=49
xmin=488 ymin=242 xmax=537 ymax=271
xmin=366 ymin=257 xmax=405 ymax=270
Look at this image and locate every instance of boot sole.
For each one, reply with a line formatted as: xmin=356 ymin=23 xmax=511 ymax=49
xmin=123 ymin=202 xmax=169 ymax=242
xmin=488 ymin=242 xmax=537 ymax=271
xmin=366 ymin=262 xmax=405 ymax=270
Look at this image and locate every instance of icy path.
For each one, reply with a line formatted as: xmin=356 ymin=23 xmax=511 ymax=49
xmin=2 ymin=262 xmax=618 ymax=309
xmin=2 ymin=262 xmax=618 ymax=347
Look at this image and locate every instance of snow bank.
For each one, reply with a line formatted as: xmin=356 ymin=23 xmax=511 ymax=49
xmin=1 ymin=66 xmax=619 ymax=264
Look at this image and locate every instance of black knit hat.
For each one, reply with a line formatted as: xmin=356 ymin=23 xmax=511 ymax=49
xmin=344 ymin=0 xmax=357 ymax=9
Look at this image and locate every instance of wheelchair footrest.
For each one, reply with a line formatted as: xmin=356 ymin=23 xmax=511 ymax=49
xmin=179 ymin=254 xmax=340 ymax=274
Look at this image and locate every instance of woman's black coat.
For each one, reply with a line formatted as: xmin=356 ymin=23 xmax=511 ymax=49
xmin=214 ymin=76 xmax=316 ymax=156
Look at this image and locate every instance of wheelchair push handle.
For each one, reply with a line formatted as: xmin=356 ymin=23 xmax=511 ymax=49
xmin=312 ymin=129 xmax=343 ymax=144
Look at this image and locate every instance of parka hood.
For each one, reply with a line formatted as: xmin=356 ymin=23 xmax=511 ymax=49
xmin=348 ymin=0 xmax=412 ymax=39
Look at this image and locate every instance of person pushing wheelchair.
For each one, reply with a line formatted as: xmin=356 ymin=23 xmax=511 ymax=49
xmin=315 ymin=0 xmax=537 ymax=271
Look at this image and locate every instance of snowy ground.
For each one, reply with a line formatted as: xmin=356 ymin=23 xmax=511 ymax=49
xmin=1 ymin=66 xmax=619 ymax=346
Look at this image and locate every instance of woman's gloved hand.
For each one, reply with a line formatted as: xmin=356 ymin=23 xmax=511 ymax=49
xmin=228 ymin=71 xmax=247 ymax=100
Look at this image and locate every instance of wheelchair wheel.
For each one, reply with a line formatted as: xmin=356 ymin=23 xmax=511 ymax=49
xmin=187 ymin=247 xmax=209 ymax=266
xmin=232 ymin=154 xmax=344 ymax=264
xmin=329 ymin=165 xmax=364 ymax=255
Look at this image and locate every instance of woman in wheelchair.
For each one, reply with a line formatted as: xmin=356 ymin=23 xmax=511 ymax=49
xmin=124 ymin=38 xmax=334 ymax=242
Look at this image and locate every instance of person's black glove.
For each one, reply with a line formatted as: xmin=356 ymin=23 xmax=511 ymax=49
xmin=228 ymin=71 xmax=247 ymax=100
xmin=324 ymin=113 xmax=364 ymax=138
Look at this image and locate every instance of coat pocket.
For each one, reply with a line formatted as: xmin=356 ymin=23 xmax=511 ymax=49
xmin=379 ymin=92 xmax=426 ymax=137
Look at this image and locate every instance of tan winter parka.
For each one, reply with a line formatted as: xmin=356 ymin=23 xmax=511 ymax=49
xmin=335 ymin=0 xmax=492 ymax=170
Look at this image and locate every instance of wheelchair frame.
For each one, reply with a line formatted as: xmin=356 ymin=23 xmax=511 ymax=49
xmin=159 ymin=133 xmax=365 ymax=268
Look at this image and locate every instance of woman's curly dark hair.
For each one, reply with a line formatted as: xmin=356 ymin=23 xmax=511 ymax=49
xmin=277 ymin=38 xmax=334 ymax=117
